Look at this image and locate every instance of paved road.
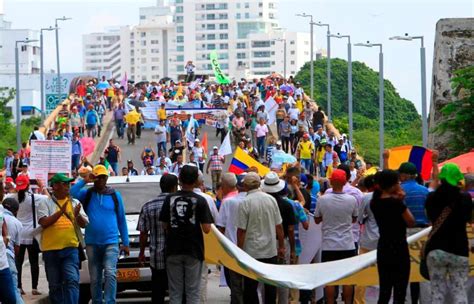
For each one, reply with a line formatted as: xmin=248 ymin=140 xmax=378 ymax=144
xmin=108 ymin=124 xmax=232 ymax=187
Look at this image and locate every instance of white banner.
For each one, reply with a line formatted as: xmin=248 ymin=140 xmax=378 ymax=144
xmin=265 ymin=97 xmax=278 ymax=125
xmin=30 ymin=140 xmax=72 ymax=182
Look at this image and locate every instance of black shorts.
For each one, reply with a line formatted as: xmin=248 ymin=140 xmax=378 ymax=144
xmin=321 ymin=250 xmax=356 ymax=262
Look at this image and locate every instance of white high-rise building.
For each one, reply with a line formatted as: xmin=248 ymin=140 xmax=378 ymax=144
xmin=83 ymin=0 xmax=315 ymax=81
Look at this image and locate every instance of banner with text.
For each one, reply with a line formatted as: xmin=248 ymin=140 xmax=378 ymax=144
xmin=30 ymin=140 xmax=72 ymax=183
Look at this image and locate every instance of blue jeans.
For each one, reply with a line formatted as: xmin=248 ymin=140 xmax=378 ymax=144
xmin=7 ymin=254 xmax=24 ymax=304
xmin=0 ymin=267 xmax=16 ymax=304
xmin=109 ymin=162 xmax=119 ymax=176
xmin=86 ymin=244 xmax=119 ymax=304
xmin=71 ymin=154 xmax=81 ymax=171
xmin=157 ymin=142 xmax=167 ymax=156
xmin=43 ymin=247 xmax=79 ymax=304
xmin=115 ymin=119 xmax=124 ymax=138
xmin=257 ymin=136 xmax=265 ymax=159
xmin=301 ymin=158 xmax=312 ymax=173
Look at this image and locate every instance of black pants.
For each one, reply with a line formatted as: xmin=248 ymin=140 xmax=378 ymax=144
xmin=16 ymin=240 xmax=40 ymax=289
xmin=377 ymin=242 xmax=410 ymax=304
xmin=216 ymin=128 xmax=227 ymax=143
xmin=186 ymin=72 xmax=195 ymax=83
xmin=151 ymin=267 xmax=168 ymax=304
xmin=136 ymin=121 xmax=142 ymax=138
xmin=281 ymin=136 xmax=290 ymax=153
xmin=243 ymin=256 xmax=277 ymax=304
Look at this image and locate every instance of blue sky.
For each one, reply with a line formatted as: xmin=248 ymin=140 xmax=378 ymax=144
xmin=4 ymin=0 xmax=473 ymax=113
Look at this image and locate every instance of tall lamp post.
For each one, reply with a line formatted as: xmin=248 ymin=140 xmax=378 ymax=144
xmin=296 ymin=13 xmax=314 ymax=99
xmin=355 ymin=41 xmax=384 ymax=167
xmin=329 ymin=33 xmax=352 ymax=142
xmin=55 ymin=16 xmax=71 ymax=105
xmin=15 ymin=38 xmax=39 ymax=150
xmin=273 ymin=38 xmax=287 ymax=79
xmin=40 ymin=26 xmax=57 ymax=123
xmin=313 ymin=21 xmax=331 ymax=121
xmin=389 ymin=33 xmax=427 ymax=147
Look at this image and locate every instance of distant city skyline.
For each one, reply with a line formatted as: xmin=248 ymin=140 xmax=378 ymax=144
xmin=3 ymin=0 xmax=473 ymax=113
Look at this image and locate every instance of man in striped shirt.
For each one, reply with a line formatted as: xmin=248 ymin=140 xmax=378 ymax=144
xmin=206 ymin=146 xmax=225 ymax=192
xmin=137 ymin=174 xmax=179 ymax=304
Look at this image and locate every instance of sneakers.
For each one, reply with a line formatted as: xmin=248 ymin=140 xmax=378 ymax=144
xmin=32 ymin=289 xmax=42 ymax=296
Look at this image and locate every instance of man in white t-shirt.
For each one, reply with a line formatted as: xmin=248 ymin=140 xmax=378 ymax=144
xmin=254 ymin=118 xmax=269 ymax=160
xmin=216 ymin=173 xmax=243 ymax=304
xmin=288 ymin=104 xmax=300 ymax=121
xmin=0 ymin=205 xmax=17 ymax=303
xmin=315 ymin=169 xmax=358 ymax=304
xmin=154 ymin=120 xmax=168 ymax=156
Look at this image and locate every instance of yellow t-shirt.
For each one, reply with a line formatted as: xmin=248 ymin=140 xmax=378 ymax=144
xmin=298 ymin=141 xmax=314 ymax=159
xmin=296 ymin=99 xmax=304 ymax=112
xmin=41 ymin=198 xmax=78 ymax=251
xmin=157 ymin=108 xmax=167 ymax=120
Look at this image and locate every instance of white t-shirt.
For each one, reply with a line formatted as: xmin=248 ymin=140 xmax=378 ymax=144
xmin=314 ymin=192 xmax=358 ymax=251
xmin=255 ymin=124 xmax=269 ymax=138
xmin=216 ymin=192 xmax=242 ymax=244
xmin=192 ymin=147 xmax=205 ymax=164
xmin=154 ymin=125 xmax=167 ymax=143
xmin=349 ymin=169 xmax=357 ymax=183
xmin=3 ymin=211 xmax=23 ymax=258
xmin=288 ymin=108 xmax=300 ymax=121
xmin=5 ymin=192 xmax=48 ymax=245
xmin=0 ymin=206 xmax=9 ymax=270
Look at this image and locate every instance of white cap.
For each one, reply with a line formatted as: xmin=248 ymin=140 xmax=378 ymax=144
xmin=195 ymin=139 xmax=200 ymax=142
xmin=276 ymin=140 xmax=282 ymax=145
xmin=213 ymin=146 xmax=218 ymax=150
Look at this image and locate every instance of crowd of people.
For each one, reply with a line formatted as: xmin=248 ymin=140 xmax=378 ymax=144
xmin=0 ymin=72 xmax=473 ymax=304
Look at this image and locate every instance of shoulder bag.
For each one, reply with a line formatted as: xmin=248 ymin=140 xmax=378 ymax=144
xmin=419 ymin=205 xmax=452 ymax=280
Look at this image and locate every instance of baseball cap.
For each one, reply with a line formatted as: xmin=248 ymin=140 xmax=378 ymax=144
xmin=439 ymin=163 xmax=464 ymax=187
xmin=49 ymin=173 xmax=75 ymax=185
xmin=330 ymin=169 xmax=347 ymax=184
xmin=92 ymin=165 xmax=108 ymax=177
xmin=213 ymin=146 xmax=218 ymax=150
xmin=15 ymin=175 xmax=30 ymax=191
xmin=398 ymin=162 xmax=418 ymax=175
xmin=276 ymin=140 xmax=282 ymax=146
xmin=5 ymin=177 xmax=14 ymax=184
xmin=303 ymin=133 xmax=310 ymax=139
xmin=195 ymin=138 xmax=200 ymax=142
xmin=243 ymin=172 xmax=261 ymax=187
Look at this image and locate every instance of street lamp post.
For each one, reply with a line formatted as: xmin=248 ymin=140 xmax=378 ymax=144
xmin=40 ymin=26 xmax=57 ymax=123
xmin=355 ymin=41 xmax=384 ymax=167
xmin=329 ymin=33 xmax=352 ymax=142
xmin=313 ymin=22 xmax=331 ymax=121
xmin=296 ymin=13 xmax=314 ymax=99
xmin=389 ymin=34 xmax=427 ymax=147
xmin=274 ymin=38 xmax=287 ymax=79
xmin=55 ymin=16 xmax=71 ymax=106
xmin=15 ymin=38 xmax=39 ymax=150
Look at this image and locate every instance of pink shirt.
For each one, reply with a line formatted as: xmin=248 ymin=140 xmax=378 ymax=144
xmin=232 ymin=117 xmax=245 ymax=129
xmin=255 ymin=124 xmax=269 ymax=137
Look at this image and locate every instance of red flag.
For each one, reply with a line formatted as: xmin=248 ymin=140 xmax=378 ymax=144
xmin=201 ymin=132 xmax=208 ymax=155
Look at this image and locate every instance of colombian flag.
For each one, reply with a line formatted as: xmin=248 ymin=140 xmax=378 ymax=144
xmin=387 ymin=145 xmax=433 ymax=181
xmin=229 ymin=147 xmax=270 ymax=177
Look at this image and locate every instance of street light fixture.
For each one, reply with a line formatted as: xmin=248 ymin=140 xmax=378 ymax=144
xmin=40 ymin=26 xmax=58 ymax=123
xmin=389 ymin=33 xmax=428 ymax=147
xmin=55 ymin=16 xmax=72 ymax=106
xmin=312 ymin=21 xmax=332 ymax=121
xmin=329 ymin=33 xmax=353 ymax=143
xmin=296 ymin=13 xmax=314 ymax=100
xmin=15 ymin=38 xmax=39 ymax=150
xmin=273 ymin=38 xmax=287 ymax=79
xmin=355 ymin=41 xmax=384 ymax=168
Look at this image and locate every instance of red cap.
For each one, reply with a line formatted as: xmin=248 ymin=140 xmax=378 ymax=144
xmin=330 ymin=169 xmax=347 ymax=184
xmin=5 ymin=177 xmax=14 ymax=183
xmin=303 ymin=133 xmax=310 ymax=139
xmin=15 ymin=175 xmax=30 ymax=191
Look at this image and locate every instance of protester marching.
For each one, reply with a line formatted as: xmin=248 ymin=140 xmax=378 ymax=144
xmin=0 ymin=67 xmax=473 ymax=304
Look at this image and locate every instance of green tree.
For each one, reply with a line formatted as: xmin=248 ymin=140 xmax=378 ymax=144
xmin=295 ymin=58 xmax=422 ymax=165
xmin=435 ymin=66 xmax=474 ymax=157
xmin=0 ymin=87 xmax=41 ymax=167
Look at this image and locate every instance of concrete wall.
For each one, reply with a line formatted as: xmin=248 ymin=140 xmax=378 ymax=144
xmin=428 ymin=18 xmax=474 ymax=160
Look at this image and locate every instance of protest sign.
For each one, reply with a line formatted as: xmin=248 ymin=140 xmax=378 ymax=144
xmin=210 ymin=51 xmax=231 ymax=84
xmin=30 ymin=140 xmax=72 ymax=183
